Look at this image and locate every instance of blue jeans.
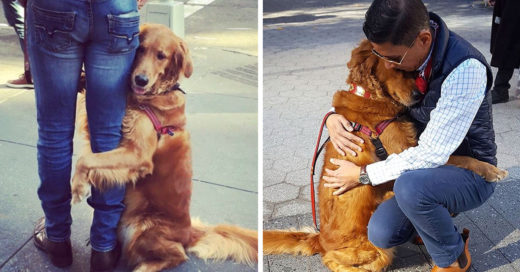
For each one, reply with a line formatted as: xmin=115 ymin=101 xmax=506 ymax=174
xmin=26 ymin=0 xmax=139 ymax=252
xmin=367 ymin=165 xmax=496 ymax=267
xmin=2 ymin=0 xmax=25 ymax=51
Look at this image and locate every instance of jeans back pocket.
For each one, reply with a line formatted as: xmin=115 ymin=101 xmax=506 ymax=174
xmin=107 ymin=11 xmax=140 ymax=53
xmin=32 ymin=4 xmax=76 ymax=52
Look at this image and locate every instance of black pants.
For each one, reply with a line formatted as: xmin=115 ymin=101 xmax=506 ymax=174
xmin=492 ymin=68 xmax=515 ymax=98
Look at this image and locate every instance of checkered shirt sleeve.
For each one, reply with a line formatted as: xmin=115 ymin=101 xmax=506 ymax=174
xmin=366 ymin=58 xmax=488 ymax=185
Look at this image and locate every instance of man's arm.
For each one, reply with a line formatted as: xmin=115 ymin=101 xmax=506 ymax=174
xmin=366 ymin=58 xmax=488 ymax=185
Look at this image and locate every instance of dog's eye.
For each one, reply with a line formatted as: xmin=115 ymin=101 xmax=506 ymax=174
xmin=157 ymin=52 xmax=166 ymax=60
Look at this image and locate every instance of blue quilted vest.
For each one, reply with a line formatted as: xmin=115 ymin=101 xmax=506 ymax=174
xmin=408 ymin=12 xmax=497 ymax=166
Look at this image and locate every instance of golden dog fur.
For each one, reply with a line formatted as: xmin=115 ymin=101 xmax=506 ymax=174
xmin=263 ymin=40 xmax=507 ymax=271
xmin=71 ymin=24 xmax=257 ymax=272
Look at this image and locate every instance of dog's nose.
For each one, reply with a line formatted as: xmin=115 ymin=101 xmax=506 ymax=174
xmin=134 ymin=74 xmax=149 ymax=87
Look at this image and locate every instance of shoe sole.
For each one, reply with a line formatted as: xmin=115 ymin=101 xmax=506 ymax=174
xmin=5 ymin=83 xmax=34 ymax=89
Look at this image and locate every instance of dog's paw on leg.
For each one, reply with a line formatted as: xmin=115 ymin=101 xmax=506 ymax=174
xmin=483 ymin=167 xmax=509 ymax=182
xmin=71 ymin=171 xmax=90 ymax=204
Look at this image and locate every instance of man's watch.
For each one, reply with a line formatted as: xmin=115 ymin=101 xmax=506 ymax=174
xmin=359 ymin=166 xmax=372 ymax=185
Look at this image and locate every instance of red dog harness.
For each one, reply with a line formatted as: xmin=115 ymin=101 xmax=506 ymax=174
xmin=309 ymin=86 xmax=398 ymax=231
xmin=139 ymin=83 xmax=185 ymax=137
xmin=139 ymin=105 xmax=180 ymax=136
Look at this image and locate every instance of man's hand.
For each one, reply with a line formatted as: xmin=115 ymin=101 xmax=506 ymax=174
xmin=487 ymin=0 xmax=495 ymax=6
xmin=137 ymin=0 xmax=148 ymax=10
xmin=326 ymin=114 xmax=364 ymax=156
xmin=323 ymin=158 xmax=361 ymax=196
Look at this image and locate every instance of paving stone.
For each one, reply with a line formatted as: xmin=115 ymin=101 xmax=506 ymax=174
xmin=263 ymin=256 xmax=270 ymax=272
xmin=264 ymin=201 xmax=275 ymax=219
xmin=267 ymin=254 xmax=329 ymax=272
xmin=264 ymin=215 xmax=299 ymax=230
xmin=264 ymin=168 xmax=288 ymax=187
xmin=453 ymin=213 xmax=516 ymax=271
xmin=264 ymin=183 xmax=300 ymax=203
xmin=285 ymin=168 xmax=310 ymax=186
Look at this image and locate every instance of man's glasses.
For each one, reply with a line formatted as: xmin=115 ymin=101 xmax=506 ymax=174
xmin=371 ymin=36 xmax=417 ymax=65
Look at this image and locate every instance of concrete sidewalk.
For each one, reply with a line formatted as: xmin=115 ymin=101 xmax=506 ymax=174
xmin=263 ymin=0 xmax=520 ymax=271
xmin=0 ymin=0 xmax=258 ymax=271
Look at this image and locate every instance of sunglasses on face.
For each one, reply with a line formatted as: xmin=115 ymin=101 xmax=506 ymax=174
xmin=371 ymin=36 xmax=417 ymax=65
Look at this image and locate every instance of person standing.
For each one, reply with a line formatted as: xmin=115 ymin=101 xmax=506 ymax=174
xmin=2 ymin=0 xmax=33 ymax=89
xmin=25 ymin=0 xmax=140 ymax=271
xmin=488 ymin=0 xmax=520 ymax=104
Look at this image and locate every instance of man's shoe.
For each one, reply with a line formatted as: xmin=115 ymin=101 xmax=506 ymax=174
xmin=492 ymin=95 xmax=509 ymax=104
xmin=431 ymin=228 xmax=471 ymax=272
xmin=33 ymin=217 xmax=73 ymax=268
xmin=6 ymin=73 xmax=34 ymax=89
xmin=491 ymin=89 xmax=509 ymax=104
xmin=90 ymin=243 xmax=121 ymax=272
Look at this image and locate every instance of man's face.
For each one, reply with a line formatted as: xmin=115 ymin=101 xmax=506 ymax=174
xmin=370 ymin=29 xmax=432 ymax=72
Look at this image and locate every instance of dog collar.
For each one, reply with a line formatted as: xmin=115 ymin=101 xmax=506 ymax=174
xmin=347 ymin=83 xmax=371 ymax=99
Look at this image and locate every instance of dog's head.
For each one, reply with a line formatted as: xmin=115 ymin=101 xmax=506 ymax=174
xmin=131 ymin=24 xmax=193 ymax=97
xmin=347 ymin=39 xmax=421 ymax=107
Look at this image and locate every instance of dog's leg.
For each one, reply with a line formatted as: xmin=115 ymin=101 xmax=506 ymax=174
xmin=447 ymin=155 xmax=508 ymax=182
xmin=71 ymin=149 xmax=154 ymax=202
xmin=70 ymin=125 xmax=158 ymax=202
xmin=71 ymin=166 xmax=90 ymax=204
xmin=127 ymin=226 xmax=189 ymax=272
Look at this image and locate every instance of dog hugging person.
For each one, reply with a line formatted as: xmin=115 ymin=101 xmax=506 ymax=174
xmin=324 ymin=0 xmax=499 ymax=271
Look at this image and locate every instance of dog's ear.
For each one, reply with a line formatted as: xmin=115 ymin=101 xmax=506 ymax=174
xmin=139 ymin=24 xmax=149 ymax=43
xmin=347 ymin=48 xmax=384 ymax=98
xmin=175 ymin=41 xmax=193 ymax=78
xmin=347 ymin=39 xmax=372 ymax=69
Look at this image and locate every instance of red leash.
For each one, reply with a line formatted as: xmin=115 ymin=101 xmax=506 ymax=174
xmin=310 ymin=111 xmax=334 ymax=231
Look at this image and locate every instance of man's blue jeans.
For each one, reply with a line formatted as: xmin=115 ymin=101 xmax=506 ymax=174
xmin=26 ymin=0 xmax=139 ymax=252
xmin=367 ymin=165 xmax=496 ymax=267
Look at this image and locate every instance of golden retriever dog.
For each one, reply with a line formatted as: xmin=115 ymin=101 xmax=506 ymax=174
xmin=71 ymin=24 xmax=257 ymax=272
xmin=263 ymin=39 xmax=507 ymax=272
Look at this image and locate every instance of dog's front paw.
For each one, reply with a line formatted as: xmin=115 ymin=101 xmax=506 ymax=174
xmin=71 ymin=171 xmax=90 ymax=204
xmin=483 ymin=167 xmax=509 ymax=182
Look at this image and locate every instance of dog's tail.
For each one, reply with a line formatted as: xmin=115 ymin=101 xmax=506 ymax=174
xmin=263 ymin=228 xmax=323 ymax=256
xmin=188 ymin=218 xmax=258 ymax=267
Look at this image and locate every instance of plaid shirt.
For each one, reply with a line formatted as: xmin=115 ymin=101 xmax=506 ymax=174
xmin=366 ymin=58 xmax=487 ymax=185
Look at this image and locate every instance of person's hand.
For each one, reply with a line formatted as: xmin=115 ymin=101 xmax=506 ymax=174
xmin=326 ymin=113 xmax=364 ymax=156
xmin=323 ymin=158 xmax=361 ymax=196
xmin=487 ymin=0 xmax=495 ymax=6
xmin=137 ymin=0 xmax=148 ymax=10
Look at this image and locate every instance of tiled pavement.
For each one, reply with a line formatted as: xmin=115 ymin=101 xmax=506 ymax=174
xmin=263 ymin=0 xmax=520 ymax=271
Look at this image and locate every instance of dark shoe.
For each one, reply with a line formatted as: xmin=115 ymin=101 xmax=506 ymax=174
xmin=431 ymin=228 xmax=471 ymax=272
xmin=33 ymin=217 xmax=73 ymax=268
xmin=491 ymin=89 xmax=509 ymax=104
xmin=90 ymin=243 xmax=121 ymax=272
xmin=6 ymin=73 xmax=34 ymax=89
xmin=492 ymin=95 xmax=509 ymax=104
